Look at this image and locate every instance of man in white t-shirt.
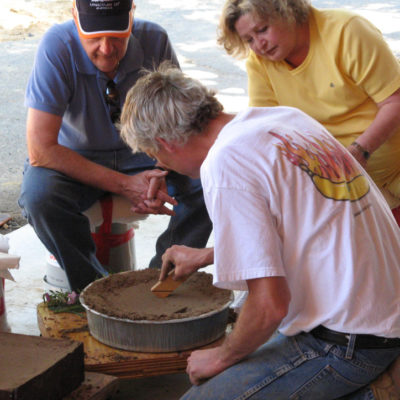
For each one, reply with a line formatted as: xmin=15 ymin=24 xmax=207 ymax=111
xmin=120 ymin=64 xmax=400 ymax=400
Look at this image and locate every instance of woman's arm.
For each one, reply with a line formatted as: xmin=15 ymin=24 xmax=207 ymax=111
xmin=348 ymin=88 xmax=400 ymax=167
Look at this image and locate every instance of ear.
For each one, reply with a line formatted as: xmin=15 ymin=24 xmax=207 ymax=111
xmin=156 ymin=138 xmax=176 ymax=153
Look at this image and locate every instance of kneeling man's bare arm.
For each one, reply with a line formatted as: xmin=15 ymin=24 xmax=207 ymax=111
xmin=186 ymin=276 xmax=291 ymax=385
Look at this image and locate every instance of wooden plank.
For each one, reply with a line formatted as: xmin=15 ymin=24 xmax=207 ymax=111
xmin=0 ymin=332 xmax=84 ymax=400
xmin=37 ymin=303 xmax=224 ymax=379
xmin=63 ymin=372 xmax=119 ymax=400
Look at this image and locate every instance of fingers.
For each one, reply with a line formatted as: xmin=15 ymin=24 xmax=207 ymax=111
xmin=147 ymin=169 xmax=169 ymax=178
xmin=156 ymin=190 xmax=178 ymax=206
xmin=155 ymin=205 xmax=175 ymax=216
xmin=131 ymin=203 xmax=176 ymax=216
xmin=160 ymin=251 xmax=175 ymax=280
xmin=144 ymin=198 xmax=176 ymax=216
xmin=186 ymin=355 xmax=203 ymax=386
xmin=190 ymin=374 xmax=201 ymax=386
xmin=147 ymin=171 xmax=168 ymax=199
xmin=146 ymin=172 xmax=178 ymax=207
xmin=161 ymin=246 xmax=182 ymax=280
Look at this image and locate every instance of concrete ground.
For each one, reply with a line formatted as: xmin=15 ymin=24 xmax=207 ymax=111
xmin=1 ymin=0 xmax=400 ymax=399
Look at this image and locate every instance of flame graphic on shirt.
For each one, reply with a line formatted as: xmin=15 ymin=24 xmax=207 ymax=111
xmin=270 ymin=130 xmax=370 ymax=201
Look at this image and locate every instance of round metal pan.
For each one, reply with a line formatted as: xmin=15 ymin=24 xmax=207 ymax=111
xmin=80 ymin=290 xmax=233 ymax=353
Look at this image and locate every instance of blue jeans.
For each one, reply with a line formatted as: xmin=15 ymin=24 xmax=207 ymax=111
xmin=18 ymin=149 xmax=212 ymax=291
xmin=181 ymin=332 xmax=400 ymax=400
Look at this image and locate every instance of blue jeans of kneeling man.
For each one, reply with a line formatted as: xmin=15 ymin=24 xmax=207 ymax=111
xmin=181 ymin=332 xmax=400 ymax=400
xmin=18 ymin=149 xmax=212 ymax=291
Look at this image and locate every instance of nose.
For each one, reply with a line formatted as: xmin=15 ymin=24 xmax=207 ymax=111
xmin=98 ymin=37 xmax=113 ymax=55
xmin=253 ymin=35 xmax=266 ymax=55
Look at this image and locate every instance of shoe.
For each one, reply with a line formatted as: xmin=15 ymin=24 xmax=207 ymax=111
xmin=370 ymin=369 xmax=400 ymax=399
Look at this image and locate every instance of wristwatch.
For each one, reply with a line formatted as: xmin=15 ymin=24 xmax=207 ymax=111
xmin=351 ymin=142 xmax=370 ymax=161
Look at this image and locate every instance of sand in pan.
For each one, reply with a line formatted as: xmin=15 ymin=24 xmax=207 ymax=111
xmin=80 ymin=269 xmax=233 ymax=321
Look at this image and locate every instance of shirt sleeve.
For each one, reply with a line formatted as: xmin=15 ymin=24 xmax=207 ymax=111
xmin=160 ymin=32 xmax=180 ymax=68
xmin=339 ymin=16 xmax=400 ymax=103
xmin=25 ymin=27 xmax=73 ymax=116
xmin=206 ymin=184 xmax=286 ymax=291
xmin=138 ymin=21 xmax=180 ymax=69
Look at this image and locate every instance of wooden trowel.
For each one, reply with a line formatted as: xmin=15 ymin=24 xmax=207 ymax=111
xmin=151 ymin=269 xmax=188 ymax=298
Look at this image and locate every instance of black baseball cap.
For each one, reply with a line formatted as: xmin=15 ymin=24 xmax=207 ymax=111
xmin=73 ymin=0 xmax=134 ymax=39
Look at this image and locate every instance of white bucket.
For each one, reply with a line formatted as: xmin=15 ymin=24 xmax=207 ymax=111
xmin=94 ymin=222 xmax=137 ymax=272
xmin=43 ymin=251 xmax=71 ymax=292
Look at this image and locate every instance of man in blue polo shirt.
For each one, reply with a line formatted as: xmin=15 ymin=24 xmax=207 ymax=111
xmin=18 ymin=0 xmax=212 ymax=291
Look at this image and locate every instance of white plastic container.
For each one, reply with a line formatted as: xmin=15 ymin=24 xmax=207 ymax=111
xmin=0 ymin=236 xmax=19 ymax=331
xmin=43 ymin=195 xmax=143 ymax=291
xmin=43 ymin=224 xmax=136 ymax=292
xmin=43 ymin=251 xmax=71 ymax=292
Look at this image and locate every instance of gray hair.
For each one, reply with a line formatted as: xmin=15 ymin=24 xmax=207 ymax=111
xmin=218 ymin=0 xmax=311 ymax=58
xmin=120 ymin=62 xmax=223 ymax=154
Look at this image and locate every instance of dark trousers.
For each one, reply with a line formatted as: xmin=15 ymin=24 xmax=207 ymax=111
xmin=18 ymin=149 xmax=212 ymax=291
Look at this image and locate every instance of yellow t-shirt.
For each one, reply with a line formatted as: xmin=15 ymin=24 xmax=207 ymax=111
xmin=247 ymin=7 xmax=400 ymax=196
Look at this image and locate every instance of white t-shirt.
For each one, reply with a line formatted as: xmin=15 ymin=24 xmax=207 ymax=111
xmin=201 ymin=107 xmax=400 ymax=337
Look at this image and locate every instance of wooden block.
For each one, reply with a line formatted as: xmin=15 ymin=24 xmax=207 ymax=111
xmin=0 ymin=332 xmax=84 ymax=400
xmin=37 ymin=303 xmax=225 ymax=379
xmin=151 ymin=270 xmax=188 ymax=298
xmin=63 ymin=372 xmax=119 ymax=400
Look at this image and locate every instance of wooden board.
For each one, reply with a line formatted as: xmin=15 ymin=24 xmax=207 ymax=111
xmin=64 ymin=372 xmax=119 ymax=400
xmin=37 ymin=303 xmax=224 ymax=379
xmin=0 ymin=332 xmax=84 ymax=400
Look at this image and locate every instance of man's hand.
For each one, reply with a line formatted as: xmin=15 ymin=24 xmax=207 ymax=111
xmin=123 ymin=169 xmax=177 ymax=216
xmin=26 ymin=109 xmax=176 ymax=217
xmin=186 ymin=347 xmax=228 ymax=385
xmin=160 ymin=246 xmax=214 ymax=280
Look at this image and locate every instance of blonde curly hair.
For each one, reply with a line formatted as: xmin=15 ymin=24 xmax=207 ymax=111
xmin=218 ymin=0 xmax=311 ymax=58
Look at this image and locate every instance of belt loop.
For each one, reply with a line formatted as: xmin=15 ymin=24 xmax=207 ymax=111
xmin=345 ymin=334 xmax=357 ymax=359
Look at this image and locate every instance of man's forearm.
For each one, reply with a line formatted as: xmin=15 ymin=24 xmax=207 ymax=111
xmin=198 ymin=247 xmax=214 ymax=267
xmin=186 ymin=277 xmax=290 ymax=384
xmin=217 ymin=280 xmax=286 ymax=369
xmin=30 ymin=143 xmax=130 ymax=194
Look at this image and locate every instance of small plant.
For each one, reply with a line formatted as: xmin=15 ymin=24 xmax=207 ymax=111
xmin=43 ymin=290 xmax=84 ymax=314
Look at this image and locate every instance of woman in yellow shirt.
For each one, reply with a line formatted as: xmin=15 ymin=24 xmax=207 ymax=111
xmin=218 ymin=0 xmax=400 ymax=224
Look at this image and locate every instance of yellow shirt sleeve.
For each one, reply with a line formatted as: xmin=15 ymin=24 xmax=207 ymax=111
xmin=339 ymin=16 xmax=400 ymax=104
